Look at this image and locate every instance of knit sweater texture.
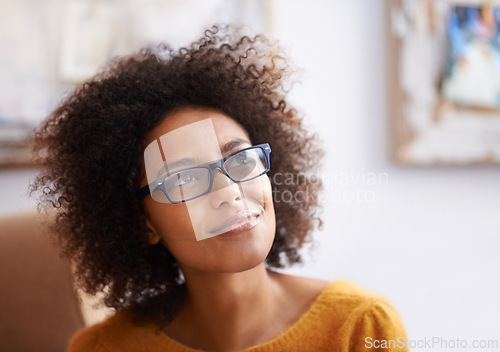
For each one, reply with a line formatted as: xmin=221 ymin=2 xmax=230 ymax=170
xmin=67 ymin=280 xmax=409 ymax=351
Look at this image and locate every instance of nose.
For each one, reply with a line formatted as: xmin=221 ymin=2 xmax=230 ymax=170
xmin=209 ymin=169 xmax=243 ymax=208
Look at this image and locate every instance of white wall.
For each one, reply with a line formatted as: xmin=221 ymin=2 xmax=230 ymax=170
xmin=1 ymin=0 xmax=499 ymax=348
xmin=0 ymin=169 xmax=37 ymax=215
xmin=273 ymin=0 xmax=500 ymax=346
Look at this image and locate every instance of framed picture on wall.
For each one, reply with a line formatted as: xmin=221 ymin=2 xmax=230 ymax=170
xmin=388 ymin=0 xmax=500 ymax=165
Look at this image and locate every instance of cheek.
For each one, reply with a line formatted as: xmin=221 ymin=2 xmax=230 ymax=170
xmin=147 ymin=201 xmax=196 ymax=242
xmin=240 ymin=175 xmax=273 ymax=203
xmin=261 ymin=175 xmax=273 ymax=204
xmin=247 ymin=175 xmax=274 ymax=218
xmin=260 ymin=176 xmax=276 ymax=231
xmin=241 ymin=175 xmax=276 ymax=235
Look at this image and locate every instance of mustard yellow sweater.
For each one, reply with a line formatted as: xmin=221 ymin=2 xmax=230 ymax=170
xmin=68 ymin=281 xmax=409 ymax=351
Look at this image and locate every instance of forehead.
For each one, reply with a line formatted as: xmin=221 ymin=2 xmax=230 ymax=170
xmin=143 ymin=108 xmax=251 ymax=182
xmin=144 ymin=107 xmax=249 ymax=147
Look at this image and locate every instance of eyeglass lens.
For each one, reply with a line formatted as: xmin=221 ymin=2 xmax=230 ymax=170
xmin=163 ymin=147 xmax=267 ymax=203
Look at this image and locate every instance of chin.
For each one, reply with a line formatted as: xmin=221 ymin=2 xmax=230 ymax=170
xmin=210 ymin=234 xmax=273 ymax=273
xmin=175 ymin=208 xmax=276 ymax=275
xmin=213 ymin=253 xmax=269 ymax=274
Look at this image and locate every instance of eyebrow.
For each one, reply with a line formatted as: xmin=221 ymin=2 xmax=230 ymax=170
xmin=154 ymin=138 xmax=251 ymax=179
xmin=220 ymin=138 xmax=251 ymax=154
xmin=156 ymin=158 xmax=195 ymax=178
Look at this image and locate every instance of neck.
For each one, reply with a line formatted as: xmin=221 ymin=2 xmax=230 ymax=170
xmin=166 ymin=264 xmax=285 ymax=351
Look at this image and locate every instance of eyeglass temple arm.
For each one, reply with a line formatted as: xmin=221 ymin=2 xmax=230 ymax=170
xmin=137 ymin=183 xmax=152 ymax=198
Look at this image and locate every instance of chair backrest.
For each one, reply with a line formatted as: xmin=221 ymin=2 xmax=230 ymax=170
xmin=0 ymin=212 xmax=85 ymax=352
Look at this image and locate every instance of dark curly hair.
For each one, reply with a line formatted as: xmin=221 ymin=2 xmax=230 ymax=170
xmin=31 ymin=25 xmax=323 ymax=327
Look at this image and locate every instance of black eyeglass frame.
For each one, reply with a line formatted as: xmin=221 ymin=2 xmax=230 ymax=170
xmin=137 ymin=143 xmax=271 ymax=204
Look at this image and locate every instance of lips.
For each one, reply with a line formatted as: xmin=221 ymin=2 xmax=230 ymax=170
xmin=208 ymin=210 xmax=261 ymax=236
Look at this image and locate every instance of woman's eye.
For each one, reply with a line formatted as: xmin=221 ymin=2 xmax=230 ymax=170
xmin=230 ymin=152 xmax=253 ymax=166
xmin=177 ymin=172 xmax=198 ymax=185
xmin=166 ymin=171 xmax=199 ymax=189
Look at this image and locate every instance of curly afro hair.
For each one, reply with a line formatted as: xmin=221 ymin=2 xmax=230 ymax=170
xmin=31 ymin=25 xmax=323 ymax=326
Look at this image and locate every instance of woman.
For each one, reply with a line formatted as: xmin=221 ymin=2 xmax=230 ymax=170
xmin=32 ymin=26 xmax=408 ymax=351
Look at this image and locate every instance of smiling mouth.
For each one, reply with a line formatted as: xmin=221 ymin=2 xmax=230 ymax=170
xmin=208 ymin=210 xmax=261 ymax=237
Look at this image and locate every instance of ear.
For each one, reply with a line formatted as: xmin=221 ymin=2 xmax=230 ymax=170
xmin=144 ymin=214 xmax=161 ymax=245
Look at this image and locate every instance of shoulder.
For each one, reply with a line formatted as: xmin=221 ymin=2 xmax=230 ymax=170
xmin=269 ymin=272 xmax=330 ymax=322
xmin=317 ymin=280 xmax=409 ymax=351
xmin=256 ymin=277 xmax=409 ymax=351
xmin=270 ymin=272 xmax=403 ymax=316
xmin=67 ymin=310 xmax=150 ymax=352
xmin=270 ymin=273 xmax=406 ymax=331
xmin=67 ymin=318 xmax=111 ymax=352
xmin=316 ymin=280 xmax=407 ymax=329
xmin=269 ymin=271 xmax=329 ymax=303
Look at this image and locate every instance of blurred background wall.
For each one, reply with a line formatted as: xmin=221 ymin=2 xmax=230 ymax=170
xmin=1 ymin=0 xmax=499 ymax=348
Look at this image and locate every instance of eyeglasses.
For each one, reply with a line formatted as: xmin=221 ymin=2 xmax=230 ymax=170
xmin=138 ymin=143 xmax=271 ymax=204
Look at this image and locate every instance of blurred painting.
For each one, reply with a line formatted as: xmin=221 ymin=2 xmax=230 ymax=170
xmin=390 ymin=0 xmax=500 ymax=165
xmin=442 ymin=5 xmax=500 ymax=108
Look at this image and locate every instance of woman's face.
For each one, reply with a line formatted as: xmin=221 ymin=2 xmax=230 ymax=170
xmin=140 ymin=107 xmax=276 ymax=274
